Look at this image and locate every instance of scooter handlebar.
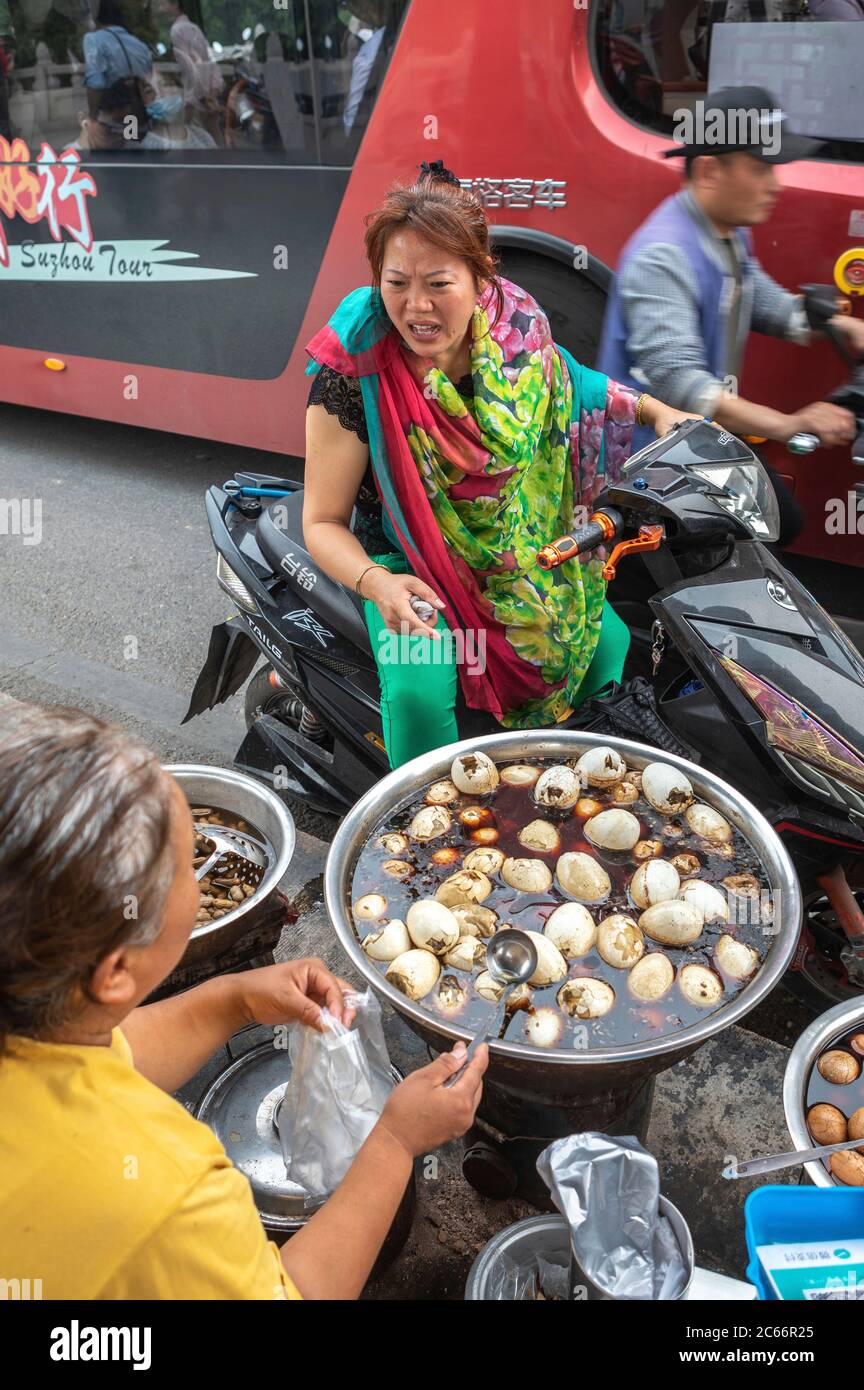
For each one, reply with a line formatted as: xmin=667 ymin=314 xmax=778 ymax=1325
xmin=786 ymin=432 xmax=821 ymax=456
xmin=537 ymin=509 xmax=623 ymax=570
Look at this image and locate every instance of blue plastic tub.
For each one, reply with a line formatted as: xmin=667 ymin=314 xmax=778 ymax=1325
xmin=745 ymin=1185 xmax=864 ymax=1299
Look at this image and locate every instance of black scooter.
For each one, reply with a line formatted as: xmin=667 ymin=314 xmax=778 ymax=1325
xmin=185 ymin=310 xmax=864 ymax=1013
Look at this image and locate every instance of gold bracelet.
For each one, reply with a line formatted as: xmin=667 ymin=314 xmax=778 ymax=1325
xmin=635 ymin=393 xmax=649 ymax=428
xmin=355 ymin=562 xmax=384 ymax=597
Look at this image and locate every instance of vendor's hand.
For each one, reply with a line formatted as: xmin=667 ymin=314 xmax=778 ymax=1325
xmin=235 ymin=958 xmax=357 ymax=1032
xmin=375 ymin=1042 xmax=488 ymax=1159
xmin=648 ymin=402 xmax=704 ymax=437
xmin=785 ymin=401 xmax=856 ymax=449
xmin=362 ymin=567 xmax=444 ymax=639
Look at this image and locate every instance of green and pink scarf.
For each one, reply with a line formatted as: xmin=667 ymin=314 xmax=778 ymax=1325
xmin=305 ymin=278 xmax=637 ymax=727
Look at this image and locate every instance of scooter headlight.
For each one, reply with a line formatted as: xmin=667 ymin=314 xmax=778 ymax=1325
xmin=688 ymin=460 xmax=781 ymax=541
xmin=216 ymin=554 xmax=258 ymax=613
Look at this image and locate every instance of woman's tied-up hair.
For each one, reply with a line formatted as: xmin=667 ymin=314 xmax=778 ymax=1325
xmin=417 ymin=159 xmax=461 ymax=188
xmin=0 ymin=704 xmax=177 ymax=1052
xmin=364 ymin=159 xmax=505 ymax=327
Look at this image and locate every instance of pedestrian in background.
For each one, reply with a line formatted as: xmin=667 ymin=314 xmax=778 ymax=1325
xmin=159 ymin=0 xmax=223 ymax=144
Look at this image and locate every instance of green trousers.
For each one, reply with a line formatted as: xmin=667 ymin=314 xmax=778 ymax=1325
xmin=362 ymin=553 xmax=630 ymax=769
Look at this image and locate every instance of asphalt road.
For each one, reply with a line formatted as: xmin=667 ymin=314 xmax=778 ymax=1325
xmin=0 ymin=401 xmax=339 ymax=832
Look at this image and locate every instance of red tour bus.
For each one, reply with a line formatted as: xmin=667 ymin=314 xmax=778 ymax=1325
xmin=1 ymin=0 xmax=862 ymax=567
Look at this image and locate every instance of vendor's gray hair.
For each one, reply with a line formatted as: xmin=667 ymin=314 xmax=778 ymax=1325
xmin=0 ymin=704 xmax=178 ymax=1048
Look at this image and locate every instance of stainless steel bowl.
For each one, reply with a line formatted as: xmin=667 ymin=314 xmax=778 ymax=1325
xmin=465 ymin=1201 xmax=694 ymax=1300
xmin=783 ymin=996 xmax=864 ymax=1188
xmin=166 ymin=764 xmax=296 ymax=966
xmin=324 ymin=731 xmax=801 ymax=1104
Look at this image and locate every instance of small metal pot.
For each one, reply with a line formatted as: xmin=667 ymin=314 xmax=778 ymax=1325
xmin=466 ymin=1201 xmax=694 ymax=1300
xmin=195 ymin=1035 xmax=415 ymax=1274
xmin=166 ymin=763 xmax=296 ymax=967
xmin=783 ymin=995 xmax=864 ymax=1188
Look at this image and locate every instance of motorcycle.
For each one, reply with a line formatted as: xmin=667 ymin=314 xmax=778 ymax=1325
xmin=185 ymin=301 xmax=864 ymax=1013
xmin=535 ymin=421 xmax=864 ymax=1014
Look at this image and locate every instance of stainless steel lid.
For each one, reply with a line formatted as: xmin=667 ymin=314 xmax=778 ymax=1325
xmin=196 ymin=1039 xmax=403 ymax=1230
xmin=196 ymin=1040 xmax=323 ymax=1229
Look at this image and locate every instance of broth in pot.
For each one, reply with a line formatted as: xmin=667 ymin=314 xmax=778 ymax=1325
xmin=350 ymin=750 xmax=774 ymax=1050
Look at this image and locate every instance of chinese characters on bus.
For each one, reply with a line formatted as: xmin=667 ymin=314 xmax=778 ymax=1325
xmin=459 ymin=178 xmax=567 ymax=210
xmin=0 ymin=138 xmax=97 ymax=268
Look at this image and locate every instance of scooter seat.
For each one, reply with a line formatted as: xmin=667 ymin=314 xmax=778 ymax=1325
xmin=256 ymin=492 xmax=373 ymax=655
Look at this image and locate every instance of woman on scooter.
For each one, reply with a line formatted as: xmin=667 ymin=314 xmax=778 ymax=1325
xmin=303 ymin=162 xmax=699 ymax=768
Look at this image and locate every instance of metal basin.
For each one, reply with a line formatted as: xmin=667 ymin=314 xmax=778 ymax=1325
xmin=194 ymin=1035 xmax=415 ymax=1277
xmin=166 ymin=764 xmax=296 ymax=967
xmin=783 ymin=996 xmax=864 ymax=1188
xmin=465 ymin=1200 xmax=694 ymax=1300
xmin=324 ymin=731 xmax=801 ymax=1109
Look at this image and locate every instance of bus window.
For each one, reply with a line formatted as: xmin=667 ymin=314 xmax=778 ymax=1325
xmin=592 ymin=0 xmax=863 ymax=162
xmin=1 ymin=0 xmax=231 ymax=160
xmin=306 ymin=1 xmax=409 ymax=166
xmin=195 ymin=0 xmax=318 ymax=163
xmin=0 ymin=0 xmax=408 ymax=163
xmin=2 ymin=0 xmax=105 ymax=158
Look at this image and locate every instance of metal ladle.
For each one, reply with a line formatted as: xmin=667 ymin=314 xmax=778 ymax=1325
xmin=443 ymin=929 xmax=538 ymax=1090
xmin=194 ymin=824 xmax=268 ymax=884
xmin=722 ymin=1135 xmax=864 ymax=1180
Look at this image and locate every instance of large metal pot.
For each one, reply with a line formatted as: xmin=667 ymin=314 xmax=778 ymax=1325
xmin=325 ymin=731 xmax=801 ymax=1111
xmin=166 ymin=764 xmax=296 ymax=968
xmin=783 ymin=996 xmax=864 ymax=1188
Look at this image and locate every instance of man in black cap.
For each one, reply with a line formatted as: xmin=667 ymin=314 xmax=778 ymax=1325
xmin=598 ymin=86 xmax=864 ymax=498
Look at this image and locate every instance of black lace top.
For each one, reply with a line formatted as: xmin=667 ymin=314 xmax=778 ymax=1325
xmin=307 ymin=363 xmax=475 ymax=556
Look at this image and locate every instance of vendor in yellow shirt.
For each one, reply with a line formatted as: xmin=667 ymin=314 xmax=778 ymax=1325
xmin=0 ymin=703 xmax=487 ymax=1300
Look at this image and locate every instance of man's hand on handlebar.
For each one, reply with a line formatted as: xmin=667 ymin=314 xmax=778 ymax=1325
xmin=363 ymin=568 xmax=445 ymax=639
xmin=829 ymin=313 xmax=864 ymax=358
xmin=785 ymin=401 xmax=856 ymax=450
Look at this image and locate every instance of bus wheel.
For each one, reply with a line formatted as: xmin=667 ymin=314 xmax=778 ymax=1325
xmin=494 ymin=248 xmax=607 ymax=368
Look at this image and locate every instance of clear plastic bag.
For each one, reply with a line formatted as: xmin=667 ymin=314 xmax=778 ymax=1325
xmin=487 ymin=1253 xmax=570 ymax=1302
xmin=278 ymin=988 xmax=394 ymax=1201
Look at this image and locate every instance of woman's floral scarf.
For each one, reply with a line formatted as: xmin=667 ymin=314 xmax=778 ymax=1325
xmin=306 ymin=277 xmax=637 ymax=727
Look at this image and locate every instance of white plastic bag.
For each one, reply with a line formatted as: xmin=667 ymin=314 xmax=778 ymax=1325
xmin=278 ymin=988 xmax=394 ymax=1200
